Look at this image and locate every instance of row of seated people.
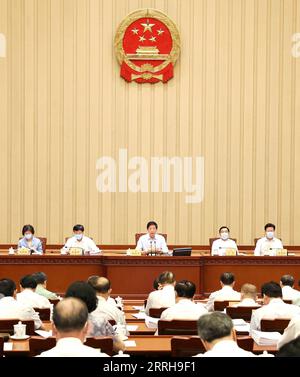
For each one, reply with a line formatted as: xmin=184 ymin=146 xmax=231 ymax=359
xmin=1 ymin=271 xmax=300 ymax=356
xmin=13 ymin=221 xmax=284 ymax=256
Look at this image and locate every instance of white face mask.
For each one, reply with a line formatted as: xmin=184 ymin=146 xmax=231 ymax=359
xmin=221 ymin=232 xmax=229 ymax=241
xmin=25 ymin=233 xmax=32 ymax=240
xmin=74 ymin=233 xmax=83 ymax=241
xmin=266 ymin=231 xmax=274 ymax=239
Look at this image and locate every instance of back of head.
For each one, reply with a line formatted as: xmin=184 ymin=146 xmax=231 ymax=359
xmin=277 ymin=336 xmax=300 ymax=357
xmin=0 ymin=278 xmax=16 ymax=297
xmin=261 ymin=281 xmax=282 ymax=298
xmin=280 ymin=275 xmax=294 ymax=288
xmin=20 ymin=274 xmax=37 ymax=290
xmin=220 ymin=272 xmax=235 ymax=286
xmin=158 ymin=271 xmax=175 ymax=285
xmin=175 ymin=280 xmax=196 ymax=299
xmin=153 ymin=277 xmax=160 ymax=290
xmin=197 ymin=312 xmax=233 ymax=343
xmin=240 ymin=283 xmax=257 ymax=300
xmin=87 ymin=276 xmax=111 ymax=294
xmin=65 ymin=281 xmax=97 ymax=313
xmin=32 ymin=272 xmax=47 ymax=285
xmin=53 ymin=297 xmax=88 ymax=333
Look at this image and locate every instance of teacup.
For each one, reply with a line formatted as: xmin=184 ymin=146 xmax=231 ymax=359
xmin=13 ymin=322 xmax=26 ymax=338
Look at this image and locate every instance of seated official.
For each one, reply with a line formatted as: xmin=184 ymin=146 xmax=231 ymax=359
xmin=87 ymin=276 xmax=126 ymax=326
xmin=65 ymin=281 xmax=125 ymax=353
xmin=17 ymin=224 xmax=43 ymax=254
xmin=32 ymin=272 xmax=60 ymax=300
xmin=277 ymin=336 xmax=300 ymax=357
xmin=17 ymin=274 xmax=51 ymax=309
xmin=280 ymin=275 xmax=300 ymax=302
xmin=205 ymin=272 xmax=241 ymax=312
xmin=254 ymin=223 xmax=283 ymax=256
xmin=61 ymin=224 xmax=101 ymax=255
xmin=136 ymin=221 xmax=168 ymax=255
xmin=88 ymin=275 xmax=117 ymax=307
xmin=161 ymin=280 xmax=208 ymax=320
xmin=250 ymin=282 xmax=300 ymax=332
xmin=211 ymin=226 xmax=238 ymax=256
xmin=277 ymin=316 xmax=300 ymax=349
xmin=0 ymin=278 xmax=43 ymax=330
xmin=195 ymin=312 xmax=256 ymax=357
xmin=232 ymin=284 xmax=260 ymax=307
xmin=145 ymin=271 xmax=176 ymax=315
xmin=39 ymin=298 xmax=109 ymax=357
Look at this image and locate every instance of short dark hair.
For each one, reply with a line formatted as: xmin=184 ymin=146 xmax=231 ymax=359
xmin=220 ymin=272 xmax=235 ymax=285
xmin=73 ymin=224 xmax=84 ymax=232
xmin=32 ymin=272 xmax=47 ymax=285
xmin=277 ymin=336 xmax=300 ymax=357
xmin=53 ymin=297 xmax=88 ymax=333
xmin=280 ymin=275 xmax=295 ymax=287
xmin=158 ymin=271 xmax=175 ymax=285
xmin=219 ymin=226 xmax=230 ymax=233
xmin=0 ymin=278 xmax=16 ymax=297
xmin=153 ymin=277 xmax=160 ymax=290
xmin=175 ymin=280 xmax=196 ymax=298
xmin=147 ymin=221 xmax=158 ymax=230
xmin=20 ymin=274 xmax=37 ymax=289
xmin=264 ymin=223 xmax=276 ymax=231
xmin=198 ymin=312 xmax=233 ymax=343
xmin=87 ymin=276 xmax=111 ymax=294
xmin=22 ymin=224 xmax=35 ymax=236
xmin=65 ymin=281 xmax=97 ymax=313
xmin=261 ymin=281 xmax=282 ymax=298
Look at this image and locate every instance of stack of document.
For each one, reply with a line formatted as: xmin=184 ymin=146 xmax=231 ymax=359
xmin=145 ymin=316 xmax=159 ymax=329
xmin=232 ymin=318 xmax=250 ymax=333
xmin=132 ymin=312 xmax=147 ymax=320
xmin=251 ymin=330 xmax=281 ymax=345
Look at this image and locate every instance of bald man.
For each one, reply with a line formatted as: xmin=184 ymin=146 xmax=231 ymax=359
xmin=39 ymin=297 xmax=109 ymax=357
xmin=87 ymin=276 xmax=126 ymax=326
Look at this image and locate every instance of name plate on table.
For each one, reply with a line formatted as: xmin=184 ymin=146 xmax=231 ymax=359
xmin=274 ymin=249 xmax=288 ymax=256
xmin=126 ymin=249 xmax=142 ymax=256
xmin=69 ymin=247 xmax=84 ymax=256
xmin=17 ymin=248 xmax=31 ymax=255
xmin=225 ymin=248 xmax=237 ymax=256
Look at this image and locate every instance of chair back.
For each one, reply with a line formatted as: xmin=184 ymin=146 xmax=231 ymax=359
xmin=29 ymin=336 xmax=56 ymax=356
xmin=171 ymin=336 xmax=205 ymax=357
xmin=260 ymin=319 xmax=290 ymax=334
xmin=49 ymin=299 xmax=60 ymax=306
xmin=209 ymin=237 xmax=237 ymax=247
xmin=135 ymin=233 xmax=167 ymax=244
xmin=214 ymin=300 xmax=240 ymax=311
xmin=283 ymin=299 xmax=292 ymax=304
xmin=0 ymin=319 xmax=35 ymax=335
xmin=33 ymin=308 xmax=51 ymax=321
xmin=85 ymin=336 xmax=114 ymax=356
xmin=236 ymin=336 xmax=254 ymax=351
xmin=226 ymin=306 xmax=260 ymax=321
xmin=149 ymin=308 xmax=169 ymax=318
xmin=158 ymin=320 xmax=198 ymax=335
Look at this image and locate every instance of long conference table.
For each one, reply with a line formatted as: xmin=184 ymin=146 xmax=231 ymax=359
xmin=1 ymin=253 xmax=300 ymax=298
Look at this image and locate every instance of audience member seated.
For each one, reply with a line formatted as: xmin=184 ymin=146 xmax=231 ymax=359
xmin=250 ymin=282 xmax=300 ymax=332
xmin=65 ymin=281 xmax=125 ymax=352
xmin=280 ymin=275 xmax=300 ymax=302
xmin=87 ymin=276 xmax=126 ymax=326
xmin=161 ymin=280 xmax=208 ymax=320
xmin=195 ymin=312 xmax=255 ymax=357
xmin=18 ymin=224 xmax=43 ymax=254
xmin=0 ymin=278 xmax=43 ymax=330
xmin=61 ymin=224 xmax=101 ymax=255
xmin=17 ymin=275 xmax=51 ymax=309
xmin=145 ymin=271 xmax=176 ymax=315
xmin=277 ymin=336 xmax=300 ymax=357
xmin=232 ymin=284 xmax=260 ymax=307
xmin=39 ymin=297 xmax=109 ymax=357
xmin=88 ymin=275 xmax=117 ymax=307
xmin=32 ymin=272 xmax=59 ymax=300
xmin=277 ymin=315 xmax=300 ymax=349
xmin=211 ymin=226 xmax=238 ymax=256
xmin=205 ymin=272 xmax=241 ymax=312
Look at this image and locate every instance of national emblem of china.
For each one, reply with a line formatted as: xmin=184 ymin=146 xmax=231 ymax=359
xmin=114 ymin=9 xmax=181 ymax=84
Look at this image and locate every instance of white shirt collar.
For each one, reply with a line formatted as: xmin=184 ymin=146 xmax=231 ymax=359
xmin=268 ymin=298 xmax=284 ymax=305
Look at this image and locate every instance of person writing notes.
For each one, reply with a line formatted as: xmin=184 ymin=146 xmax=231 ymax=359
xmin=136 ymin=221 xmax=168 ymax=255
xmin=211 ymin=226 xmax=238 ymax=256
xmin=18 ymin=225 xmax=43 ymax=254
xmin=61 ymin=224 xmax=101 ymax=255
xmin=254 ymin=223 xmax=283 ymax=256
